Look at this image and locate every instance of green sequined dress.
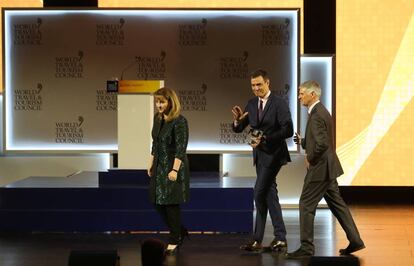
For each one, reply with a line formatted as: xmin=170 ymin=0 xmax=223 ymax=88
xmin=150 ymin=114 xmax=190 ymax=205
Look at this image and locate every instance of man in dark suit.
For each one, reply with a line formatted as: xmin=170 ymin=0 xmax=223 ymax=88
xmin=286 ymin=80 xmax=365 ymax=258
xmin=232 ymin=69 xmax=293 ymax=252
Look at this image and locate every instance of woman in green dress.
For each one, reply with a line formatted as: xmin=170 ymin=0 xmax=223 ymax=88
xmin=147 ymin=87 xmax=190 ymax=254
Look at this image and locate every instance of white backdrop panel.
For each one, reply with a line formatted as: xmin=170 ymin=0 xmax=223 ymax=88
xmin=3 ymin=9 xmax=299 ymax=152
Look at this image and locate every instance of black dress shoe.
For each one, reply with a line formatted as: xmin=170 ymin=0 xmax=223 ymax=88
xmin=285 ymin=248 xmax=314 ymax=259
xmin=240 ymin=240 xmax=262 ymax=252
xmin=270 ymin=239 xmax=287 ymax=252
xmin=339 ymin=242 xmax=365 ymax=255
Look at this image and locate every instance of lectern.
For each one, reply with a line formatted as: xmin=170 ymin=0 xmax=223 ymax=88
xmin=117 ymin=80 xmax=164 ymax=169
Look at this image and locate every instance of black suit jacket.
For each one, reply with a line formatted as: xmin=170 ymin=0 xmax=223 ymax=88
xmin=302 ymin=102 xmax=344 ymax=181
xmin=233 ymin=92 xmax=293 ymax=167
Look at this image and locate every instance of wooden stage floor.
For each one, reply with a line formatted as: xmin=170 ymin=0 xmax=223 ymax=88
xmin=0 ymin=204 xmax=412 ymax=266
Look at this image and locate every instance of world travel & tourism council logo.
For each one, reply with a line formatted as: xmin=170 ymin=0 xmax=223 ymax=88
xmin=272 ymin=84 xmax=291 ymax=104
xmin=96 ymin=89 xmax=117 ymax=111
xmin=14 ymin=83 xmax=43 ymax=111
xmin=178 ymin=18 xmax=207 ymax=46
xmin=135 ymin=51 xmax=167 ymax=79
xmin=261 ymin=19 xmax=290 ymax=46
xmin=13 ymin=18 xmax=42 ymax=45
xmin=55 ymin=116 xmax=85 ymax=144
xmin=219 ymin=122 xmax=249 ymax=144
xmin=219 ymin=51 xmax=249 ymax=79
xmin=96 ymin=18 xmax=125 ymax=45
xmin=178 ymin=83 xmax=207 ymax=112
xmin=55 ymin=51 xmax=84 ymax=78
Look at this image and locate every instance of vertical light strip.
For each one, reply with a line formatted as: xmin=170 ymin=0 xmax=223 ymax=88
xmin=301 ymin=56 xmax=333 ymax=113
xmin=288 ymin=10 xmax=299 ymax=151
xmin=4 ymin=11 xmax=12 ymax=150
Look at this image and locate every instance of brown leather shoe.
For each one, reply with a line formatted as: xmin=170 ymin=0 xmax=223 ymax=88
xmin=240 ymin=240 xmax=262 ymax=252
xmin=339 ymin=242 xmax=365 ymax=255
xmin=270 ymin=239 xmax=287 ymax=252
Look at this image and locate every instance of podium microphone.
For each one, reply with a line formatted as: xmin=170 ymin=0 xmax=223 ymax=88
xmin=106 ymin=59 xmax=138 ymax=92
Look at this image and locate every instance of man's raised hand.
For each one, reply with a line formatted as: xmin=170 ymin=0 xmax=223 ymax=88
xmin=232 ymin=105 xmax=248 ymax=121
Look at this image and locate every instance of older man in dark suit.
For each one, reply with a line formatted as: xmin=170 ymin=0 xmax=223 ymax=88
xmin=232 ymin=69 xmax=293 ymax=252
xmin=286 ymin=80 xmax=365 ymax=259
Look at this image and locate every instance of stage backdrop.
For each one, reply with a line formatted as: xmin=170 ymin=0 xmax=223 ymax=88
xmin=3 ymin=9 xmax=299 ymax=152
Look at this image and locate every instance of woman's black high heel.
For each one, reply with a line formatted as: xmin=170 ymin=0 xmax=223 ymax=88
xmin=165 ymin=244 xmax=179 ymax=255
xmin=179 ymin=227 xmax=190 ymax=245
xmin=183 ymin=227 xmax=190 ymax=239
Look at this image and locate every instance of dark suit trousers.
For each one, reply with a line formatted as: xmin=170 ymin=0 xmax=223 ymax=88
xmin=299 ymin=178 xmax=363 ymax=252
xmin=155 ymin=204 xmax=182 ymax=245
xmin=254 ymin=163 xmax=286 ymax=242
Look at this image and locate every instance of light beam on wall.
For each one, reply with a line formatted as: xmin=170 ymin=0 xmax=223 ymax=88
xmin=337 ymin=12 xmax=414 ymax=185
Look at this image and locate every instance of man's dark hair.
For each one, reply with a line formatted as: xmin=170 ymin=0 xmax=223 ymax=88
xmin=250 ymin=69 xmax=269 ymax=81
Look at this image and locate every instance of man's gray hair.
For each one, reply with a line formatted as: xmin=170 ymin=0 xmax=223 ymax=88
xmin=300 ymin=80 xmax=322 ymax=97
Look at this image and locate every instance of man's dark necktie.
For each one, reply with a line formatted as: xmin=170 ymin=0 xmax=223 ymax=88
xmin=258 ymin=99 xmax=264 ymax=121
